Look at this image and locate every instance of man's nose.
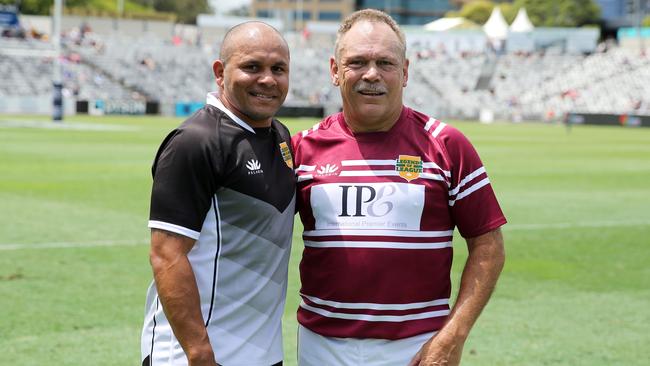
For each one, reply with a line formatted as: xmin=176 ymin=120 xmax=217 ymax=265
xmin=258 ymin=69 xmax=277 ymax=87
xmin=362 ymin=63 xmax=381 ymax=82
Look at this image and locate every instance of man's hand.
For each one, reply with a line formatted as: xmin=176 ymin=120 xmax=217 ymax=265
xmin=407 ymin=332 xmax=464 ymax=366
xmin=186 ymin=342 xmax=218 ymax=366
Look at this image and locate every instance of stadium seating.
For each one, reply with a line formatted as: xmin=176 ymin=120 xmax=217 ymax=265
xmin=2 ymin=33 xmax=649 ymax=119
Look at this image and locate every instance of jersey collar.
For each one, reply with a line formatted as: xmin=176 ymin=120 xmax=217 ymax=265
xmin=206 ymin=92 xmax=256 ymax=134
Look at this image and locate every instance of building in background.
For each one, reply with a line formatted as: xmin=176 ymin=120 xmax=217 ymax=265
xmin=359 ymin=0 xmax=455 ymax=25
xmin=251 ymin=0 xmax=355 ymax=30
xmin=596 ymin=0 xmax=649 ymax=27
xmin=250 ymin=0 xmax=459 ymax=29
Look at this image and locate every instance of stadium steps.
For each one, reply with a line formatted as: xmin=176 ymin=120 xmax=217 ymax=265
xmin=475 ymin=56 xmax=498 ymax=91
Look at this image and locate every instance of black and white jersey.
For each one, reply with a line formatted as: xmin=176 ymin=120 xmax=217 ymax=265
xmin=141 ymin=93 xmax=296 ymax=366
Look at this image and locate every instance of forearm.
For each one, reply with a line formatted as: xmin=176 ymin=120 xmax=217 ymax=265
xmin=439 ymin=228 xmax=505 ymax=341
xmin=408 ymin=229 xmax=505 ymax=366
xmin=150 ymin=230 xmax=215 ymax=364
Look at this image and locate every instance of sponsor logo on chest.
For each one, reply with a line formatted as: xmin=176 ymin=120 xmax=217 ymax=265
xmin=311 ymin=182 xmax=425 ymax=230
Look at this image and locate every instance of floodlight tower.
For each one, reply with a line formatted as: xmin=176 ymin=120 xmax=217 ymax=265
xmin=297 ymin=0 xmax=304 ymax=31
xmin=52 ymin=0 xmax=63 ymax=122
xmin=113 ymin=0 xmax=124 ymax=31
xmin=636 ymin=0 xmax=646 ymax=54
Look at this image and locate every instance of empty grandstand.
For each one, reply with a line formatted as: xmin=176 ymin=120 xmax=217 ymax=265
xmin=2 ymin=17 xmax=649 ymax=121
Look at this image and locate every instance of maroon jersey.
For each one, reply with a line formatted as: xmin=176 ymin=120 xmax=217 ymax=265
xmin=292 ymin=107 xmax=507 ymax=340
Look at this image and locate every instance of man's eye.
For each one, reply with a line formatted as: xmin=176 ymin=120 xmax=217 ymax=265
xmin=243 ymin=65 xmax=259 ymax=72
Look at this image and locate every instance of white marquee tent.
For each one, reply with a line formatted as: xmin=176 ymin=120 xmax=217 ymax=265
xmin=483 ymin=7 xmax=508 ymax=40
xmin=423 ymin=17 xmax=479 ymax=32
xmin=510 ymin=8 xmax=535 ymax=33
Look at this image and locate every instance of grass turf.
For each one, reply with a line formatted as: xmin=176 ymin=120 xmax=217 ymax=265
xmin=0 ymin=114 xmax=648 ymax=365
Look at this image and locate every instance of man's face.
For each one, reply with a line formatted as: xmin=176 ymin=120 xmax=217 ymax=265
xmin=331 ymin=20 xmax=408 ymax=131
xmin=214 ymin=30 xmax=289 ymax=127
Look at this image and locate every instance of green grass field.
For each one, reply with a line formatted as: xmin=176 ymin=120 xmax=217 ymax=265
xmin=1 ymin=114 xmax=649 ymax=365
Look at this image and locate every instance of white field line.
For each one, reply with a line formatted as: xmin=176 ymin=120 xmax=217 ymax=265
xmin=0 ymin=239 xmax=148 ymax=251
xmin=0 ymin=120 xmax=139 ymax=131
xmin=1 ymin=219 xmax=648 ymax=251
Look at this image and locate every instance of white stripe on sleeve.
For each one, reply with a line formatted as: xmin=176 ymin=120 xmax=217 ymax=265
xmin=448 ymin=177 xmax=491 ymax=206
xmin=449 ymin=166 xmax=486 ymax=196
xmin=424 ymin=118 xmax=435 ymax=132
xmin=431 ymin=122 xmax=447 ymax=137
xmin=148 ymin=220 xmax=200 ymax=240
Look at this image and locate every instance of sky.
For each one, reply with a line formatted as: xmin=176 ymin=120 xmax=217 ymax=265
xmin=210 ymin=0 xmax=251 ymax=14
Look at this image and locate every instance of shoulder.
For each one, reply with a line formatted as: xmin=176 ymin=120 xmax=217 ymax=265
xmin=290 ymin=113 xmax=339 ymax=148
xmin=272 ymin=118 xmax=292 ymax=140
xmin=159 ymin=106 xmax=225 ymax=157
xmin=402 ymin=108 xmax=460 ymax=146
xmin=433 ymin=122 xmax=477 ymax=158
xmin=412 ymin=110 xmax=473 ymax=153
xmin=179 ymin=106 xmax=223 ymax=137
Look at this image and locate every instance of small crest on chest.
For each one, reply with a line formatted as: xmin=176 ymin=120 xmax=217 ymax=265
xmin=279 ymin=141 xmax=293 ymax=169
xmin=395 ymin=155 xmax=422 ymax=182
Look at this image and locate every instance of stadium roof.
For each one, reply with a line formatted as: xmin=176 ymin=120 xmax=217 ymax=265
xmin=423 ymin=17 xmax=480 ymax=32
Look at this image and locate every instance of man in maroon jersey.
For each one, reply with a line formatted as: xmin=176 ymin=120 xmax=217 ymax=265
xmin=291 ymin=9 xmax=506 ymax=366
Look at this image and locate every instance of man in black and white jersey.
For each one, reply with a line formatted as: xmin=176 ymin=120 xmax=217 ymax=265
xmin=141 ymin=22 xmax=295 ymax=366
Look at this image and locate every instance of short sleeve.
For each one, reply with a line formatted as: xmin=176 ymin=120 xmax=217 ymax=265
xmin=444 ymin=128 xmax=506 ymax=238
xmin=148 ymin=126 xmax=219 ymax=239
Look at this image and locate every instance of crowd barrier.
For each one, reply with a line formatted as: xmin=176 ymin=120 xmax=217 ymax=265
xmin=0 ymin=95 xmax=75 ymax=115
xmin=73 ymin=100 xmax=327 ymax=118
xmin=76 ymin=99 xmax=159 ymax=115
xmin=566 ymin=112 xmax=650 ymax=127
xmin=172 ymin=102 xmax=326 ymax=118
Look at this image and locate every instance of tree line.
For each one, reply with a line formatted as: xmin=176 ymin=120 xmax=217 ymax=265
xmin=3 ymin=0 xmax=649 ymax=27
xmin=449 ymin=0 xmax=602 ymax=27
xmin=0 ymin=0 xmax=209 ymax=24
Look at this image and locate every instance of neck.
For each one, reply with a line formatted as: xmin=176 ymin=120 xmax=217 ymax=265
xmin=343 ymin=106 xmax=402 ymax=133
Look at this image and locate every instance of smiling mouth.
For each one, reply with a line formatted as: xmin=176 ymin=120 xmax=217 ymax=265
xmin=358 ymin=90 xmax=386 ymax=96
xmin=250 ymin=92 xmax=276 ymax=100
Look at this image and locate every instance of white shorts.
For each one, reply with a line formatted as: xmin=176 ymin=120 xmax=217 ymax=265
xmin=298 ymin=325 xmax=435 ymax=366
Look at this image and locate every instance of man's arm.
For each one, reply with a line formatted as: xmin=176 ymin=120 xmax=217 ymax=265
xmin=150 ymin=229 xmax=218 ymax=366
xmin=409 ymin=228 xmax=505 ymax=366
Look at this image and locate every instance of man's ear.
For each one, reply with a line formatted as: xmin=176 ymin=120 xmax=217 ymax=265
xmin=402 ymin=58 xmax=409 ymax=87
xmin=330 ymin=57 xmax=339 ymax=86
xmin=213 ymin=60 xmax=225 ymax=88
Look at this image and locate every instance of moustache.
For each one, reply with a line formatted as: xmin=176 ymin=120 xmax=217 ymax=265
xmin=354 ymin=82 xmax=388 ymax=94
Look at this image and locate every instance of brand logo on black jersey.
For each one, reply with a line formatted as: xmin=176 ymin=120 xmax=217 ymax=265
xmin=246 ymin=159 xmax=263 ymax=175
xmin=317 ymin=163 xmax=339 ymax=176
